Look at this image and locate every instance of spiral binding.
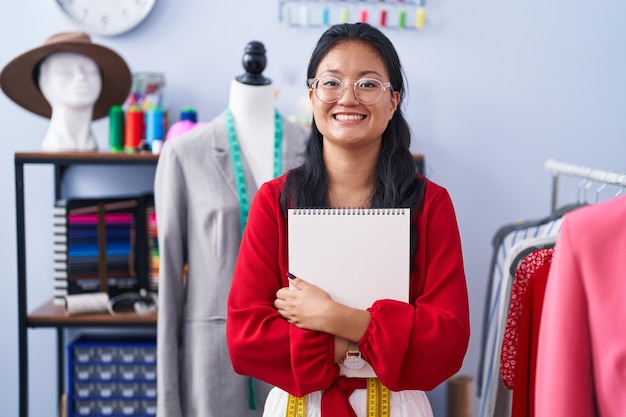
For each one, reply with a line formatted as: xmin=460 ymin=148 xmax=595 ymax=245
xmin=289 ymin=208 xmax=408 ymax=216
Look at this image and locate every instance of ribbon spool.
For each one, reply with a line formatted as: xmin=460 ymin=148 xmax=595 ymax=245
xmin=109 ymin=105 xmax=125 ymax=153
xmin=124 ymin=105 xmax=144 ymax=152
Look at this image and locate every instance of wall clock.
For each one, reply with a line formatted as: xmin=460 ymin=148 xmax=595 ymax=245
xmin=55 ymin=0 xmax=157 ymax=37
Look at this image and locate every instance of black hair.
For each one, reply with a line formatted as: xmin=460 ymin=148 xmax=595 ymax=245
xmin=280 ymin=23 xmax=425 ymax=215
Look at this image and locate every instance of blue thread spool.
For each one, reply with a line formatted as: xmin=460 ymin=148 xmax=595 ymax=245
xmin=180 ymin=107 xmax=197 ymax=123
xmin=145 ymin=107 xmax=165 ymax=147
xmin=321 ymin=5 xmax=329 ymax=25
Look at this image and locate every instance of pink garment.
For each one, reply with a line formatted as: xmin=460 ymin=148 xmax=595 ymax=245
xmin=500 ymin=248 xmax=553 ymax=389
xmin=536 ymin=195 xmax=626 ymax=417
xmin=165 ymin=120 xmax=204 ymax=140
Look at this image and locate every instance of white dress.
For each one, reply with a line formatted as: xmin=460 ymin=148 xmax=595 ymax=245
xmin=262 ymin=386 xmax=433 ymax=417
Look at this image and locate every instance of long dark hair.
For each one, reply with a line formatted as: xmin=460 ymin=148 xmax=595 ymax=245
xmin=280 ymin=23 xmax=425 ymax=213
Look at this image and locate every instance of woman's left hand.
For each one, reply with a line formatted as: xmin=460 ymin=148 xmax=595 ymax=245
xmin=275 ymin=275 xmax=334 ymax=332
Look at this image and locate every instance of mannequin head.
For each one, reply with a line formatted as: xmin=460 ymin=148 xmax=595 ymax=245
xmin=38 ymin=51 xmax=102 ymax=115
xmin=0 ymin=31 xmax=132 ymax=151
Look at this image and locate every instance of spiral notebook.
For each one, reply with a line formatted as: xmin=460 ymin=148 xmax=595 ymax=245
xmin=287 ymin=208 xmax=411 ymax=310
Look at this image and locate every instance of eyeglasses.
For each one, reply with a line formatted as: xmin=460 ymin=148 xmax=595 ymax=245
xmin=308 ymin=77 xmax=393 ymax=105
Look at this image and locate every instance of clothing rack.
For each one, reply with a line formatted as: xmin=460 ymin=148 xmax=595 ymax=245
xmin=545 ymin=158 xmax=626 ymax=213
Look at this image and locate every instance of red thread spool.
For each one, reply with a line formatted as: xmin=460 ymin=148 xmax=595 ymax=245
xmin=125 ymin=105 xmax=144 ymax=152
xmin=380 ymin=9 xmax=387 ymax=27
xmin=360 ymin=8 xmax=368 ymax=23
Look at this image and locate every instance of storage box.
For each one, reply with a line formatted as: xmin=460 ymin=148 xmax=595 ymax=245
xmin=67 ymin=335 xmax=157 ymax=417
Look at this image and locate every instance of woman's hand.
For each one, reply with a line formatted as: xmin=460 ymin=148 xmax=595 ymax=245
xmin=275 ymin=275 xmax=333 ymax=332
xmin=275 ymin=274 xmax=372 ymax=343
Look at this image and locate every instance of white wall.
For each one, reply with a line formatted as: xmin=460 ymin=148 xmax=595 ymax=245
xmin=2 ymin=1 xmax=626 ymax=416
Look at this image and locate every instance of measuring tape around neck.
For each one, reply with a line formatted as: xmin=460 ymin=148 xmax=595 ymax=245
xmin=225 ymin=107 xmax=283 ymax=409
xmin=224 ymin=107 xmax=283 ymax=235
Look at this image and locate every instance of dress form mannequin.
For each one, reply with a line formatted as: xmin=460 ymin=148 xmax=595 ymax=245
xmin=154 ymin=40 xmax=308 ymax=417
xmin=228 ymin=41 xmax=276 ymax=186
xmin=38 ymin=51 xmax=101 ymax=151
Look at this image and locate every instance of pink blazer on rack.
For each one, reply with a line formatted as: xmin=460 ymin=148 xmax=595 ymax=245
xmin=535 ymin=195 xmax=626 ymax=417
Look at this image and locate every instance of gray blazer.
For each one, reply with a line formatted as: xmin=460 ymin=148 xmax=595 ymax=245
xmin=155 ymin=113 xmax=308 ymax=417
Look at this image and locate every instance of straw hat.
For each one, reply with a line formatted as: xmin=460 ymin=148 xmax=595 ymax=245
xmin=0 ymin=31 xmax=131 ymax=120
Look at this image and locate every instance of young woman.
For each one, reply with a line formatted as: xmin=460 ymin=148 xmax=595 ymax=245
xmin=227 ymin=23 xmax=470 ymax=417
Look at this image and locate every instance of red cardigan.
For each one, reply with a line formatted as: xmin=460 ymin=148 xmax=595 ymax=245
xmin=227 ymin=174 xmax=470 ymax=397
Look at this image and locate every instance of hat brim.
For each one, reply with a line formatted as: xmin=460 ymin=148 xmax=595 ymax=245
xmin=0 ymin=40 xmax=131 ymax=120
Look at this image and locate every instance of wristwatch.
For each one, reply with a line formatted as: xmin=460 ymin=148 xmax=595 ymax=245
xmin=342 ymin=342 xmax=365 ymax=370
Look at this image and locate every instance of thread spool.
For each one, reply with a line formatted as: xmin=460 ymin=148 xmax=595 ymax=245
xmin=340 ymin=6 xmax=349 ymax=23
xmin=299 ymin=3 xmax=309 ymax=26
xmin=416 ymin=7 xmax=426 ymax=29
xmin=108 ymin=105 xmax=124 ymax=153
xmin=380 ymin=8 xmax=387 ymax=26
xmin=360 ymin=8 xmax=368 ymax=23
xmin=398 ymin=9 xmax=407 ymax=28
xmin=180 ymin=107 xmax=197 ymax=123
xmin=321 ymin=6 xmax=330 ymax=25
xmin=145 ymin=107 xmax=165 ymax=147
xmin=124 ymin=105 xmax=144 ymax=152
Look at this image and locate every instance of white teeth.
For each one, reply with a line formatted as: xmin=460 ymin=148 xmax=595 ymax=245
xmin=334 ymin=114 xmax=365 ymax=121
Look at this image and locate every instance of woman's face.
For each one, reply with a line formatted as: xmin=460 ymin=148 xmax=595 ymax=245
xmin=309 ymin=41 xmax=399 ymax=151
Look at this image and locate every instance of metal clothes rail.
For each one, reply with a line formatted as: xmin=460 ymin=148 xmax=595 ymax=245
xmin=545 ymin=158 xmax=626 ymax=213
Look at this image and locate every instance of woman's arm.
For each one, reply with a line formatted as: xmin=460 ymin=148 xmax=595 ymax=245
xmin=226 ymin=180 xmax=339 ymax=396
xmin=361 ymin=184 xmax=470 ymax=391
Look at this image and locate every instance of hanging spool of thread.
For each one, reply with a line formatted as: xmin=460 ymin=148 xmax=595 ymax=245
xmin=380 ymin=8 xmax=388 ymax=27
xmin=340 ymin=6 xmax=349 ymax=23
xmin=416 ymin=8 xmax=426 ymax=29
xmin=299 ymin=2 xmax=309 ymax=26
xmin=108 ymin=105 xmax=125 ymax=153
xmin=416 ymin=0 xmax=426 ymax=29
xmin=398 ymin=9 xmax=407 ymax=28
xmin=360 ymin=8 xmax=368 ymax=23
xmin=124 ymin=105 xmax=144 ymax=152
xmin=321 ymin=5 xmax=330 ymax=25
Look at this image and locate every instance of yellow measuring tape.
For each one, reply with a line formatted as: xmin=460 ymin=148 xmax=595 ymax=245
xmin=286 ymin=378 xmax=390 ymax=417
xmin=286 ymin=393 xmax=306 ymax=417
xmin=366 ymin=378 xmax=390 ymax=417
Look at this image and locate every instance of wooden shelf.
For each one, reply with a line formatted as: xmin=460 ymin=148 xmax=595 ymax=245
xmin=15 ymin=151 xmax=159 ymax=164
xmin=27 ymin=299 xmax=156 ymax=327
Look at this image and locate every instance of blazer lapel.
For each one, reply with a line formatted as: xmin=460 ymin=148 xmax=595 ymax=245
xmin=211 ymin=112 xmax=258 ymax=205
